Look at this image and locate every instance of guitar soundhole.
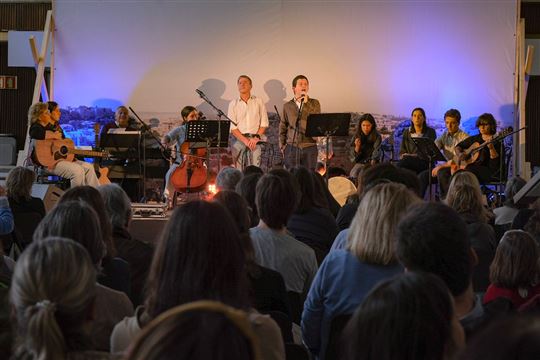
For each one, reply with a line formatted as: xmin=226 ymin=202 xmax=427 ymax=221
xmin=60 ymin=146 xmax=68 ymax=155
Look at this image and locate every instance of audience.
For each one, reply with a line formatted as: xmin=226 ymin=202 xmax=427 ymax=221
xmin=216 ymin=166 xmax=243 ymax=191
xmin=33 ymin=200 xmax=134 ymax=351
xmin=10 ymin=237 xmax=113 ymax=359
xmin=446 ymin=171 xmax=497 ymax=292
xmin=125 ymin=300 xmax=262 ymax=360
xmin=483 ymin=230 xmax=540 ymax=308
xmin=524 ymin=198 xmax=540 ymax=244
xmin=287 ymin=166 xmax=339 ymax=263
xmin=111 ymin=200 xmax=284 ymax=360
xmin=98 ymin=183 xmax=154 ymax=307
xmin=59 ymin=186 xmax=131 ymax=297
xmin=236 ymin=172 xmax=264 ymax=227
xmin=344 ymin=272 xmax=465 ymax=360
xmin=302 ymin=183 xmax=418 ymax=359
xmin=493 ymin=176 xmax=527 ymax=226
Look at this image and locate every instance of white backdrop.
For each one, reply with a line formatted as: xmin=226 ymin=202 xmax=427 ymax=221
xmin=54 ymin=0 xmax=517 ymax=125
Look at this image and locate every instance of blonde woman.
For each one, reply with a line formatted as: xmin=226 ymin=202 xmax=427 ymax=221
xmin=10 ymin=237 xmax=114 ymax=359
xmin=301 ymin=183 xmax=421 ymax=360
xmin=446 ymin=171 xmax=497 ymax=292
xmin=28 ymin=102 xmax=100 ymax=188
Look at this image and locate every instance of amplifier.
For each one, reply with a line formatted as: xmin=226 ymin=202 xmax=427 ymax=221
xmin=131 ymin=202 xmax=168 ymax=218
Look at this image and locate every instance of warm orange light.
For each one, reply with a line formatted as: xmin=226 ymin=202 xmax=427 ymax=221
xmin=208 ymin=183 xmax=217 ymax=195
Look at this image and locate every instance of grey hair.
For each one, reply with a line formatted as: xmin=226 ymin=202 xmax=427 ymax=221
xmin=504 ymin=176 xmax=527 ymax=207
xmin=28 ymin=102 xmax=48 ymax=124
xmin=98 ymin=183 xmax=132 ymax=229
xmin=216 ymin=167 xmax=243 ymax=191
xmin=10 ymin=237 xmax=96 ymax=360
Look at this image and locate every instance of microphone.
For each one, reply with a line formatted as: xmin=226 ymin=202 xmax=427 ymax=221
xmin=195 ymin=89 xmax=204 ymax=98
xmin=198 ymin=111 xmax=206 ymax=120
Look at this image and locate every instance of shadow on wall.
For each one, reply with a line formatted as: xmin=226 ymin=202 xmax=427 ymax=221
xmin=92 ymin=98 xmax=124 ymax=111
xmin=195 ymin=78 xmax=230 ymax=119
xmin=264 ymin=79 xmax=288 ymax=115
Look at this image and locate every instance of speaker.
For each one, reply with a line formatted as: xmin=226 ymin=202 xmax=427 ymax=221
xmin=31 ymin=184 xmax=65 ymax=212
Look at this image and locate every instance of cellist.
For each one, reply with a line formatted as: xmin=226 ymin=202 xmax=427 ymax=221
xmin=162 ymin=106 xmax=200 ymax=203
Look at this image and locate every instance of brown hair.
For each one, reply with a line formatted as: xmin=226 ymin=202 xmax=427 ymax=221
xmin=490 ymin=230 xmax=540 ymax=289
xmin=6 ymin=166 xmax=36 ymax=201
xmin=446 ymin=171 xmax=490 ymax=223
xmin=28 ymin=102 xmax=48 ymax=124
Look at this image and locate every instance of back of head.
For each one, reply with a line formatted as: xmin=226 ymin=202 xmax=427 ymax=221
xmin=242 ymin=165 xmax=264 ymax=177
xmin=348 ymin=183 xmax=421 ymax=265
xmin=289 ymin=166 xmax=316 ymax=213
xmin=236 ymin=173 xmax=264 ymax=226
xmin=461 ymin=315 xmax=540 ymax=360
xmin=359 ymin=163 xmax=421 ymax=197
xmin=33 ymin=200 xmax=105 ymax=265
xmin=6 ymin=166 xmax=35 ymax=201
xmin=216 ymin=167 xmax=243 ymax=191
xmin=126 ymin=301 xmax=260 ymax=360
xmin=344 ymin=271 xmax=461 ymax=360
xmin=97 ymin=183 xmax=132 ymax=229
xmin=504 ymin=176 xmax=527 ymax=207
xmin=59 ymin=186 xmax=115 ymax=256
xmin=10 ymin=237 xmax=96 ymax=360
xmin=446 ymin=172 xmax=488 ymax=222
xmin=256 ymin=173 xmax=298 ymax=230
xmin=396 ymin=202 xmax=472 ymax=297
xmin=490 ymin=230 xmax=540 ymax=289
xmin=146 ymin=200 xmax=248 ymax=318
xmin=213 ymin=190 xmax=251 ymax=234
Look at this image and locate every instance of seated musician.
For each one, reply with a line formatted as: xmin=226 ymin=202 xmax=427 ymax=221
xmin=396 ymin=107 xmax=437 ymax=174
xmin=454 ymin=113 xmax=503 ymax=184
xmin=349 ymin=113 xmax=382 ymax=179
xmin=29 ymin=102 xmax=100 ymax=188
xmin=162 ymin=106 xmax=200 ymax=201
xmin=99 ymin=105 xmax=138 ymax=147
xmin=418 ymin=109 xmax=469 ymax=197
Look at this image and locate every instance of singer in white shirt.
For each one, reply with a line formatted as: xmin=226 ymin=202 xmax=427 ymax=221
xmin=227 ymin=75 xmax=269 ymax=169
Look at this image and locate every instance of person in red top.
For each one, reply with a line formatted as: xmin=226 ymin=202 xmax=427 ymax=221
xmin=484 ymin=230 xmax=540 ymax=308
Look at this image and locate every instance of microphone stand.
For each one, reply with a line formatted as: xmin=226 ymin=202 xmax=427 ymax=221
xmin=290 ymin=97 xmax=304 ymax=168
xmin=195 ymin=89 xmax=237 ymax=174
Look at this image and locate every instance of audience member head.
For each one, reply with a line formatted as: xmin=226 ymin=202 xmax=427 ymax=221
xmin=6 ymin=166 xmax=35 ymax=201
xmin=235 ymin=173 xmax=263 ymax=227
xmin=396 ymin=202 xmax=472 ymax=297
xmin=59 ymin=186 xmax=115 ymax=257
xmin=489 ymin=230 xmax=540 ymax=290
xmin=289 ymin=166 xmax=319 ymax=213
xmin=98 ymin=183 xmax=132 ymax=229
xmin=348 ymin=183 xmax=420 ymax=265
xmin=475 ymin=113 xmax=497 ymax=135
xmin=344 ymin=271 xmax=464 ymax=360
xmin=446 ymin=171 xmax=490 ymax=223
xmin=10 ymin=237 xmax=96 ymax=359
xmin=28 ymin=102 xmax=49 ymax=125
xmin=311 ymin=170 xmax=331 ymax=209
xmin=33 ymin=200 xmax=105 ymax=266
xmin=125 ymin=300 xmax=261 ymax=360
xmin=358 ymin=163 xmax=421 ymax=198
xmin=242 ymin=165 xmax=264 ymax=177
xmin=256 ymin=172 xmax=298 ymax=230
xmin=145 ymin=200 xmax=249 ymax=319
xmin=504 ymin=176 xmax=527 ymax=208
xmin=525 ymin=198 xmax=540 ymax=241
xmin=216 ymin=167 xmax=243 ymax=191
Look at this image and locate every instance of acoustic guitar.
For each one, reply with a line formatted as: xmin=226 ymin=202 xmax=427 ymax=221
xmin=450 ymin=127 xmax=512 ymax=174
xmin=94 ymin=123 xmax=111 ymax=185
xmin=34 ymin=138 xmax=110 ymax=170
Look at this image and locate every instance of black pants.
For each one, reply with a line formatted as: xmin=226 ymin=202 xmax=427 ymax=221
xmin=419 ymin=167 xmax=452 ymax=198
xmin=283 ymin=145 xmax=318 ymax=170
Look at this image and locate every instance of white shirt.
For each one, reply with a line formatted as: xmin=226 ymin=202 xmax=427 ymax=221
xmin=227 ymin=95 xmax=269 ymax=134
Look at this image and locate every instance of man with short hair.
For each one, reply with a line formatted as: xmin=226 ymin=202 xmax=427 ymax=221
xmin=396 ymin=202 xmax=485 ymax=337
xmin=419 ymin=108 xmax=469 ymax=197
xmin=227 ymin=75 xmax=269 ymax=169
xmin=279 ymin=75 xmax=321 ymax=170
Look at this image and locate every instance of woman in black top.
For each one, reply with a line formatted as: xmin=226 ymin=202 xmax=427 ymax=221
xmin=349 ymin=113 xmax=382 ymax=179
xmin=397 ymin=107 xmax=437 ymax=174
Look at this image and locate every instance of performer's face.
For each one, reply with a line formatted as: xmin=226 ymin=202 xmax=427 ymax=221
xmin=411 ymin=110 xmax=425 ymax=128
xmin=185 ymin=110 xmax=199 ymax=121
xmin=50 ymin=106 xmax=61 ymax=122
xmin=237 ymin=77 xmax=252 ymax=95
xmin=445 ymin=116 xmax=459 ymax=134
xmin=293 ymin=78 xmax=309 ymax=98
xmin=115 ymin=108 xmax=130 ymax=128
xmin=478 ymin=122 xmax=492 ymax=135
xmin=361 ymin=120 xmax=373 ymax=135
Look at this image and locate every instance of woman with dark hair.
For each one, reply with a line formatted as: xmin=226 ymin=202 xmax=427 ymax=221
xmin=311 ymin=171 xmax=341 ymax=218
xmin=397 ymin=107 xmax=437 ymax=174
xmin=287 ymin=166 xmax=338 ymax=263
xmin=343 ymin=272 xmax=465 ymax=360
xmin=484 ymin=230 xmax=540 ymax=308
xmin=10 ymin=237 xmax=116 ymax=359
xmin=236 ymin=172 xmax=264 ymax=227
xmin=125 ymin=300 xmax=262 ymax=360
xmin=59 ymin=185 xmax=131 ymax=297
xmin=349 ymin=113 xmax=382 ymax=179
xmin=214 ymin=190 xmax=290 ymax=317
xmin=162 ymin=105 xmax=200 ymax=202
xmin=111 ymin=200 xmax=285 ymax=360
xmin=33 ymin=201 xmax=134 ymax=351
xmin=454 ymin=113 xmax=503 ymax=184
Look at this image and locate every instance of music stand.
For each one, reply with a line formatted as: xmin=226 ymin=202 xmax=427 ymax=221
xmin=411 ymin=137 xmax=446 ymax=201
xmin=305 ymin=113 xmax=351 ymax=183
xmin=186 ymin=120 xmax=230 ymax=147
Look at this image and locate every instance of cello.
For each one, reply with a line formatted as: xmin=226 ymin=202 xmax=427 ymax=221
xmin=169 ymin=131 xmax=208 ymax=193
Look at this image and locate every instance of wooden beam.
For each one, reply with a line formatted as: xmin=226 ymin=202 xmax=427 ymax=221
xmin=28 ymin=35 xmax=49 ymax=102
xmin=31 ymin=10 xmax=52 ymax=104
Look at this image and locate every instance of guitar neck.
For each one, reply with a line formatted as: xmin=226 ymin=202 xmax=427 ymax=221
xmin=70 ymin=149 xmax=106 ymax=158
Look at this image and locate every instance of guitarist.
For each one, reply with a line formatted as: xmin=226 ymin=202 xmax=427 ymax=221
xmin=454 ymin=113 xmax=503 ymax=184
xmin=28 ymin=102 xmax=100 ymax=188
